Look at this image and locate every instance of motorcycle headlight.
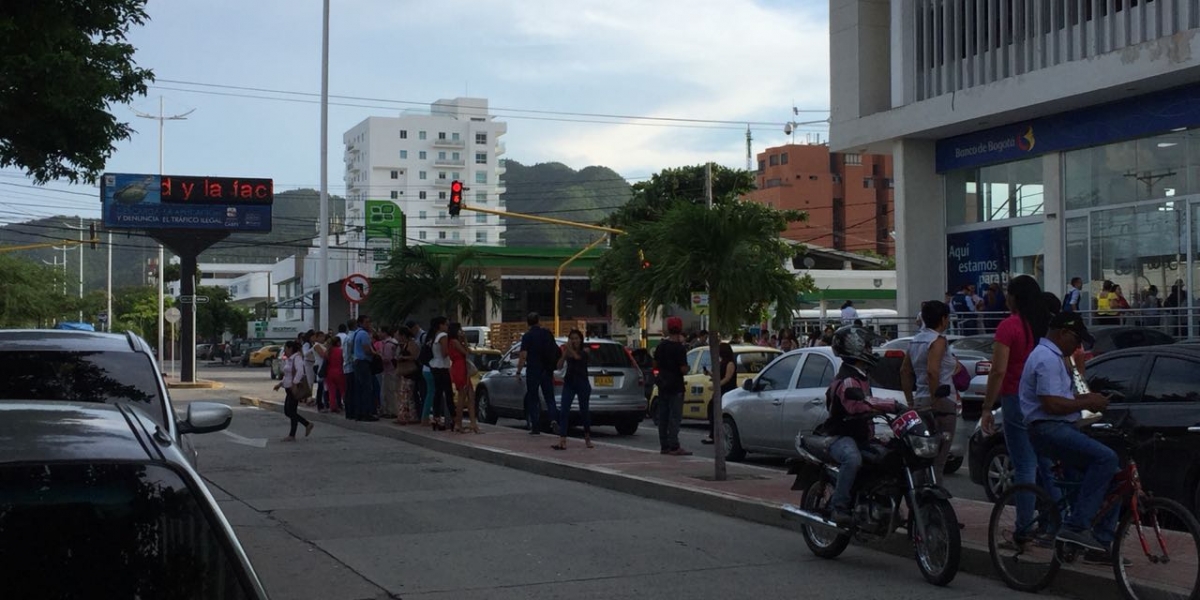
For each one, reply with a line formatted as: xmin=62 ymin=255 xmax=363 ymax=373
xmin=908 ymin=434 xmax=941 ymax=459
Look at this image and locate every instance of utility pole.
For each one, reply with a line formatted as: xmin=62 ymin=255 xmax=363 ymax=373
xmin=106 ymin=229 xmax=113 ymax=332
xmin=134 ymin=97 xmax=194 ymax=370
xmin=745 ymin=126 xmax=753 ymax=172
xmin=77 ymin=217 xmax=83 ymax=321
xmin=318 ymin=0 xmax=331 ymax=333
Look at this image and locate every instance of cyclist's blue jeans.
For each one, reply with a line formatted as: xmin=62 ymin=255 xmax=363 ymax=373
xmin=1030 ymin=420 xmax=1120 ymax=543
xmin=1001 ymin=395 xmax=1059 ymax=529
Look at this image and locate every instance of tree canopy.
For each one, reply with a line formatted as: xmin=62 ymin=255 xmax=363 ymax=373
xmin=368 ymin=247 xmax=500 ymax=326
xmin=0 ymin=0 xmax=155 ymax=183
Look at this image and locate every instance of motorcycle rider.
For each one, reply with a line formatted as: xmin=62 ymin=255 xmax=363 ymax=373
xmin=821 ymin=326 xmax=907 ymax=526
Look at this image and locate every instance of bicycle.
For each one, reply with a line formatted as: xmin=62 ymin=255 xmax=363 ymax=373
xmin=987 ymin=420 xmax=1200 ymax=600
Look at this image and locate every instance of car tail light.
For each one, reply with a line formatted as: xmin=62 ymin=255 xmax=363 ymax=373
xmin=1081 ymin=351 xmax=1095 ymax=362
xmin=975 ymin=361 xmax=991 ymax=376
xmin=884 ymin=350 xmax=905 ymax=358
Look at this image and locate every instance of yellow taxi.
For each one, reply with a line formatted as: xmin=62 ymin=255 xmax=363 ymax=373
xmin=651 ymin=344 xmax=781 ymax=422
xmin=247 ymin=345 xmax=281 ymax=367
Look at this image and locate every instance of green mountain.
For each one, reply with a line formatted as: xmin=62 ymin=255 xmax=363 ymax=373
xmin=500 ymin=161 xmax=631 ymax=247
xmin=204 ymin=188 xmax=346 ymax=264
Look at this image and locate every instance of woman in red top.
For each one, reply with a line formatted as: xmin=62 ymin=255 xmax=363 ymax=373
xmin=980 ymin=275 xmax=1050 ymax=525
xmin=325 ymin=337 xmax=346 ymax=413
xmin=446 ymin=322 xmax=477 ymax=433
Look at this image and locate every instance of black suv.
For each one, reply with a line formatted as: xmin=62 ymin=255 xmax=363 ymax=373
xmin=0 ymin=329 xmax=233 ymax=467
xmin=969 ymin=345 xmax=1200 ymax=512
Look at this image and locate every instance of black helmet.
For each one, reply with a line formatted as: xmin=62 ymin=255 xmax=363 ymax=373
xmin=831 ymin=326 xmax=883 ymax=369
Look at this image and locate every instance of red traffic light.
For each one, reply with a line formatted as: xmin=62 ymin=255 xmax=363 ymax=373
xmin=448 ymin=180 xmax=463 ymax=216
xmin=641 ymin=260 xmax=651 ymax=269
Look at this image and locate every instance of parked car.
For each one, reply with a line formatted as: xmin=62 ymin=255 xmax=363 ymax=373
xmin=648 ymin=344 xmax=780 ymax=423
xmin=0 ymin=329 xmax=234 ymax=469
xmin=0 ymin=400 xmax=267 ymax=599
xmin=241 ymin=345 xmax=264 ymax=367
xmin=1083 ymin=325 xmax=1174 ymax=359
xmin=721 ymin=347 xmax=964 ymax=471
xmin=968 ymin=344 xmax=1200 ymax=511
xmin=474 ymin=338 xmax=647 ymax=435
xmin=878 ymin=335 xmax=991 ymax=417
xmin=270 ymin=355 xmax=285 ymax=380
xmin=196 ymin=343 xmax=214 ymax=361
xmin=247 ymin=344 xmax=281 ymax=368
xmin=469 ymin=346 xmax=504 ymax=389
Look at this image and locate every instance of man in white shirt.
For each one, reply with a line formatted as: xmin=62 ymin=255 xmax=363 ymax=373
xmin=840 ymin=301 xmax=858 ymax=325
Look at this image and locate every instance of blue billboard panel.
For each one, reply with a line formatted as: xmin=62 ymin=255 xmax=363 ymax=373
xmin=101 ymin=173 xmax=273 ymax=232
xmin=947 ymin=228 xmax=1011 ymax=292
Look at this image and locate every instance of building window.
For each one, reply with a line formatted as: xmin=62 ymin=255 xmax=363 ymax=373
xmin=769 ymin=154 xmax=779 ymax=167
xmin=766 ymin=178 xmax=782 ymax=188
xmin=438 ymin=231 xmax=447 ymax=240
xmin=419 ymin=211 xmax=427 ymax=220
xmin=438 ymin=151 xmax=447 ymax=160
xmin=419 ymin=191 xmax=427 ymax=200
xmin=452 ymin=132 xmax=460 ymax=141
xmin=438 ymin=211 xmax=446 ymax=219
xmin=399 ymin=150 xmax=408 ymax=159
xmin=452 ymin=171 xmax=460 ymax=180
xmin=419 ymin=151 xmax=427 ymax=160
xmin=438 ymin=132 xmax=446 ymax=140
xmin=390 ymin=191 xmax=398 ymax=199
xmin=419 ymin=131 xmax=427 ymax=140
xmin=452 ymin=152 xmax=460 ymax=161
xmin=475 ymin=132 xmax=487 ymax=145
xmin=390 ymin=170 xmax=398 ymax=179
xmin=419 ymin=171 xmax=427 ymax=180
xmin=758 ymin=159 xmax=766 ymax=172
xmin=781 ymin=152 xmax=789 ymax=165
xmin=451 ymin=231 xmax=460 ymax=241
xmin=863 ymin=178 xmax=873 ymax=188
xmin=438 ymin=171 xmax=447 ymax=180
xmin=844 ymin=153 xmax=862 ymax=166
xmin=400 ymin=130 xmax=407 ymax=139
xmin=475 ymin=172 xmax=487 ymax=184
xmin=438 ymin=191 xmax=446 ymax=200
xmin=475 ymin=191 xmax=487 ymax=204
xmin=476 ymin=232 xmax=488 ymax=243
xmin=475 ymin=213 xmax=486 ymax=224
xmin=475 ymin=152 xmax=487 ymax=164
xmin=832 ymin=174 xmax=843 ymax=183
xmin=886 ymin=178 xmax=894 ymax=188
xmin=419 ymin=231 xmax=427 ymax=240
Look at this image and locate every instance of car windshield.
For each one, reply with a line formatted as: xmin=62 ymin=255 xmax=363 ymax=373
xmin=584 ymin=343 xmax=633 ymax=368
xmin=0 ymin=351 xmax=165 ymax=423
xmin=735 ymin=352 xmax=778 ymax=374
xmin=0 ymin=462 xmax=253 ymax=599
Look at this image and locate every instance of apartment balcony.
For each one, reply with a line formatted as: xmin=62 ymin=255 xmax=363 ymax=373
xmin=434 ymin=217 xmax=464 ymax=226
xmin=433 ymin=157 xmax=466 ymax=168
xmin=435 ymin=238 xmax=465 ymax=245
xmin=432 ymin=138 xmax=466 ymax=149
xmin=433 ymin=178 xmax=453 ymax=187
xmin=495 ymin=142 xmax=506 ymax=156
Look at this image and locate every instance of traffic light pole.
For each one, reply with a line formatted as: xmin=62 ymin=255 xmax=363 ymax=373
xmin=554 ymin=234 xmax=607 ymax=336
xmin=460 ymin=203 xmax=648 ymax=347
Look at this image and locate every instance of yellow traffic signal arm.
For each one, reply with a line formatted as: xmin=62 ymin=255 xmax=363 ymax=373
xmin=0 ymin=237 xmax=100 ymax=253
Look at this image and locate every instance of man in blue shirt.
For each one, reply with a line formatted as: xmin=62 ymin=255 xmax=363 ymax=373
xmin=516 ymin=313 xmax=559 ymax=434
xmin=1019 ymin=312 xmax=1114 ymax=555
xmin=350 ymin=314 xmax=379 ymax=422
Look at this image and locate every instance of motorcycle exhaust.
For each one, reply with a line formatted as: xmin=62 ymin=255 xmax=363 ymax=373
xmin=781 ymin=503 xmax=844 ymax=533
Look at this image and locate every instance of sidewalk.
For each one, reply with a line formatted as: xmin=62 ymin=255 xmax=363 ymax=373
xmin=239 ymin=393 xmax=1119 ymax=598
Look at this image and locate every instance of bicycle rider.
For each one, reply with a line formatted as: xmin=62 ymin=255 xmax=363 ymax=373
xmin=1018 ymin=312 xmax=1119 ymax=556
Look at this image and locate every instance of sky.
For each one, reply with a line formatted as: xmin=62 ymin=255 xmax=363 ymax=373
xmin=0 ymin=0 xmax=832 ymax=224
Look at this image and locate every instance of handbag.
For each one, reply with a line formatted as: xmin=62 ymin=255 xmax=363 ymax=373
xmin=293 ymin=379 xmax=312 ymax=401
xmin=466 ymin=359 xmax=479 ymax=378
xmin=397 ymin=359 xmax=418 ymax=377
xmin=952 ymin=360 xmax=971 ymax=392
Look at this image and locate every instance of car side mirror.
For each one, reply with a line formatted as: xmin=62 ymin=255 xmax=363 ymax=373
xmin=487 ymin=359 xmax=500 ymax=371
xmin=742 ymin=379 xmax=755 ymax=392
xmin=178 ymin=402 xmax=232 ymax=435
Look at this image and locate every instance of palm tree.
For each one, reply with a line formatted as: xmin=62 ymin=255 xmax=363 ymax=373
xmin=597 ymin=200 xmax=811 ymax=480
xmin=368 ymin=246 xmax=500 ymax=325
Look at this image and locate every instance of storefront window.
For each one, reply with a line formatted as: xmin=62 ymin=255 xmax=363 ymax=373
xmin=1065 ymin=131 xmax=1195 ymax=210
xmin=1011 ymin=222 xmax=1045 ymax=288
xmin=946 ymin=155 xmax=1044 ymax=226
xmin=1088 ymin=202 xmax=1185 ymax=313
xmin=1066 ymin=216 xmax=1089 ymax=299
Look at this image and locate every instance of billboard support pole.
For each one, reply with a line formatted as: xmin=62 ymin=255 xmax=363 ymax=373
xmin=152 ymin=231 xmax=230 ymax=383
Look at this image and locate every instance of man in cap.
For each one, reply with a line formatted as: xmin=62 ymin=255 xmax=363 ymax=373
xmin=654 ymin=316 xmax=691 ymax=456
xmin=1019 ymin=312 xmax=1117 ymax=558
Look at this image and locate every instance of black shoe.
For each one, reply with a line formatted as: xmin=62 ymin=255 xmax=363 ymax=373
xmin=1082 ymin=548 xmax=1132 ymax=566
xmin=830 ymin=507 xmax=852 ymax=527
xmin=361 ymin=415 xmax=379 ymax=422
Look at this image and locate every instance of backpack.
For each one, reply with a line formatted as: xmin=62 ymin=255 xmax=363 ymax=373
xmin=1062 ymin=289 xmax=1077 ymax=312
xmin=950 ymin=292 xmax=971 ymax=314
xmin=416 ymin=332 xmax=434 ymax=367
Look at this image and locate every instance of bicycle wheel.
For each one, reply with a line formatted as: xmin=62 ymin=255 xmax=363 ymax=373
xmin=1113 ymin=496 xmax=1200 ymax=600
xmin=988 ymin=483 xmax=1063 ymax=592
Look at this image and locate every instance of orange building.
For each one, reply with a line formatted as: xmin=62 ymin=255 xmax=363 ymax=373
xmin=746 ymin=143 xmax=894 ymax=256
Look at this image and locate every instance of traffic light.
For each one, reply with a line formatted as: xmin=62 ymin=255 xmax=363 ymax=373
xmin=641 ymin=259 xmax=651 ymax=269
xmin=449 ymin=180 xmax=463 ymax=217
xmin=88 ymin=223 xmax=97 ymax=249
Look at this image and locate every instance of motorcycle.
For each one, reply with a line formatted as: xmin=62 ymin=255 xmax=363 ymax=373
xmin=781 ymin=385 xmax=961 ymax=586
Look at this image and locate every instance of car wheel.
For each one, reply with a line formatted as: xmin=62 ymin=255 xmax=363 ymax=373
xmin=983 ymin=445 xmax=1013 ymax=503
xmin=476 ymin=387 xmax=498 ymax=425
xmin=723 ymin=416 xmax=746 ymax=462
xmin=615 ymin=419 xmax=639 ymax=436
xmin=944 ymin=454 xmax=964 ymax=475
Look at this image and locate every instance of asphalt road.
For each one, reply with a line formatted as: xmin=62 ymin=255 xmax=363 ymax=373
xmin=186 ymin=363 xmax=990 ymax=504
xmin=172 ymin=368 xmax=1025 ymax=600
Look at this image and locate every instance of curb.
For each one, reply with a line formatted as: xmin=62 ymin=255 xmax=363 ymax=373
xmin=168 ymin=379 xmax=225 ymax=390
xmin=237 ymin=394 xmax=1117 ymax=597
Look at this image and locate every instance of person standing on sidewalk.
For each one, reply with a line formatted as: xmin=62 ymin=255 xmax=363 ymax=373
xmin=409 ymin=320 xmax=433 ymax=426
xmin=325 ymin=336 xmax=346 ymax=413
xmin=553 ymin=329 xmax=592 ymax=450
xmin=350 ymin=315 xmax=379 ymax=422
xmin=312 ymin=331 xmax=329 ymax=413
xmin=273 ymin=341 xmax=314 ymax=442
xmin=900 ymin=300 xmax=961 ymax=484
xmin=447 ymin=322 xmax=477 ymax=433
xmin=516 ymin=312 xmax=559 ymax=435
xmin=702 ymin=342 xmax=737 ymax=446
xmin=654 ymin=317 xmax=691 ymax=456
xmin=428 ymin=317 xmax=455 ymax=431
xmin=379 ymin=327 xmax=400 ymax=419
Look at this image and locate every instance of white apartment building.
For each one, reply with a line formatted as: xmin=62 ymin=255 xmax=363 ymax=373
xmin=830 ymin=0 xmax=1200 ymax=334
xmin=342 ymin=97 xmax=507 ymax=265
xmin=165 ymin=261 xmax=274 ymax=307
